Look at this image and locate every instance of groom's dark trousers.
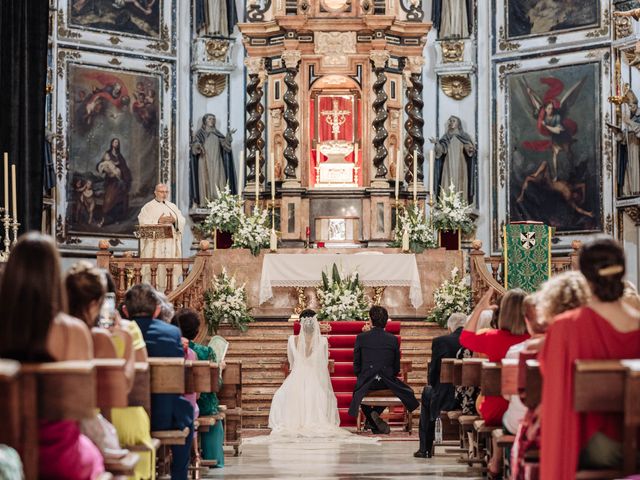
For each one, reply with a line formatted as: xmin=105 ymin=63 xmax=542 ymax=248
xmin=348 ymin=327 xmax=419 ymax=422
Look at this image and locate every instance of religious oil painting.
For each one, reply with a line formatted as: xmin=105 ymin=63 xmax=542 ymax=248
xmin=66 ymin=64 xmax=160 ymax=235
xmin=507 ymin=0 xmax=599 ymax=39
xmin=507 ymin=62 xmax=602 ymax=233
xmin=69 ymin=0 xmax=161 ymax=38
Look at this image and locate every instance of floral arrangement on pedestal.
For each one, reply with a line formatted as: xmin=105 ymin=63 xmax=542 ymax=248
xmin=390 ymin=203 xmax=437 ymax=253
xmin=232 ymin=207 xmax=271 ymax=256
xmin=317 ymin=263 xmax=369 ymax=321
xmin=199 ymin=186 xmax=271 ymax=256
xmin=201 ymin=185 xmax=243 ymax=234
xmin=426 ymin=267 xmax=472 ymax=327
xmin=432 ymin=183 xmax=475 ymax=235
xmin=203 ymin=268 xmax=254 ymax=334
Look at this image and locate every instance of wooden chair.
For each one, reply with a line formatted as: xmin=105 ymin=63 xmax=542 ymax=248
xmin=356 ymin=359 xmax=414 ymax=433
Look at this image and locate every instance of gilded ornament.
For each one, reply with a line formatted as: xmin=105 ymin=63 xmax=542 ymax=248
xmin=146 ymin=63 xmax=171 ymax=92
xmin=55 ymin=114 xmax=66 ymax=180
xmin=498 ymin=26 xmax=520 ymax=52
xmin=498 ymin=63 xmax=520 ymax=90
xmin=147 ymin=24 xmax=171 ymax=53
xmin=441 ymin=40 xmax=464 ymax=63
xmin=206 ymin=39 xmax=230 ymax=62
xmin=605 ymin=213 xmax=613 ymax=234
xmin=109 ymin=36 xmax=122 ymax=45
xmin=624 ymin=206 xmax=640 ymax=226
xmin=160 ymin=127 xmax=171 ymax=184
xmin=57 ymin=50 xmax=81 ymax=78
xmin=57 ymin=9 xmax=81 ymax=39
xmin=586 ymin=9 xmax=609 ymax=38
xmin=497 ymin=125 xmax=506 ymax=188
xmin=614 ymin=15 xmax=633 ymax=39
xmin=441 ymin=75 xmax=472 ymax=100
xmin=197 ymin=73 xmax=227 ymax=97
xmin=108 ymin=58 xmax=122 ymax=66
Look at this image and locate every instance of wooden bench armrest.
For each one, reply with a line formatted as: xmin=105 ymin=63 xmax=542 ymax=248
xmin=103 ymin=452 xmax=140 ymax=475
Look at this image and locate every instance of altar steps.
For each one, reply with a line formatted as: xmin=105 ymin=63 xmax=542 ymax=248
xmin=217 ymin=321 xmax=447 ymax=430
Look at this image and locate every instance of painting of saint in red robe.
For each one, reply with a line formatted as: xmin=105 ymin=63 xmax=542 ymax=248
xmin=508 ymin=62 xmax=601 ymax=233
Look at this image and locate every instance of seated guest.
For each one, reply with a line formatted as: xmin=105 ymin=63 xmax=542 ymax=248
xmin=460 ymin=288 xmax=529 ymax=426
xmin=415 ymin=312 xmax=467 ymax=458
xmin=123 ymin=284 xmax=194 ymax=480
xmin=66 ymin=263 xmax=156 ymax=480
xmin=509 ymin=273 xmax=589 ymax=480
xmin=348 ymin=306 xmax=419 ymax=434
xmin=171 ymin=309 xmax=225 ymax=467
xmin=540 ymin=238 xmax=640 ymax=480
xmin=0 ymin=233 xmax=104 ymax=479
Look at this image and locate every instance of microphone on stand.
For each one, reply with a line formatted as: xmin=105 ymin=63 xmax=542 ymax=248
xmin=162 ymin=200 xmax=181 ymax=233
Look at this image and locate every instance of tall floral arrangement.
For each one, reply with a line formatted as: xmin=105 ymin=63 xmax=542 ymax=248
xmin=203 ymin=268 xmax=253 ymax=334
xmin=432 ymin=183 xmax=475 ymax=234
xmin=317 ymin=263 xmax=369 ymax=321
xmin=232 ymin=207 xmax=271 ymax=256
xmin=390 ymin=203 xmax=437 ymax=253
xmin=426 ymin=267 xmax=472 ymax=327
xmin=200 ymin=185 xmax=243 ymax=234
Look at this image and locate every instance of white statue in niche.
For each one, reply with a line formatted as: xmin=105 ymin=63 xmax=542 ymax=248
xmin=431 ymin=0 xmax=473 ymax=39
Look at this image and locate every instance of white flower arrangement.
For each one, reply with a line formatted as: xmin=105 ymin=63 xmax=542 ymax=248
xmin=426 ymin=267 xmax=472 ymax=327
xmin=232 ymin=207 xmax=271 ymax=256
xmin=201 ymin=185 xmax=243 ymax=234
xmin=203 ymin=268 xmax=253 ymax=334
xmin=432 ymin=183 xmax=475 ymax=235
xmin=390 ymin=203 xmax=437 ymax=253
xmin=317 ymin=263 xmax=369 ymax=321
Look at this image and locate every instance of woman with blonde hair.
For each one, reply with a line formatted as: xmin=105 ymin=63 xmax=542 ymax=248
xmin=536 ymin=270 xmax=590 ymax=326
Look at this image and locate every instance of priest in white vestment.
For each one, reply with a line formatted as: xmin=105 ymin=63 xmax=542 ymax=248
xmin=138 ymin=183 xmax=186 ymax=292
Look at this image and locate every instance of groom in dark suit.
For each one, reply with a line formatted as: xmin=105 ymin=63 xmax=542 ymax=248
xmin=348 ymin=306 xmax=419 ymax=433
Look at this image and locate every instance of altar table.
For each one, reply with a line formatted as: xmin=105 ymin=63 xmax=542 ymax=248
xmin=259 ymin=253 xmax=423 ymax=308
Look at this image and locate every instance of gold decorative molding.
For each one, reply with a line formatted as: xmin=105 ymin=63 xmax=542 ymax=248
xmin=160 ymin=126 xmax=171 ymax=184
xmin=586 ymin=9 xmax=610 ymax=38
xmin=405 ymin=56 xmax=425 ymax=74
xmin=244 ymin=57 xmax=265 ymax=75
xmin=55 ymin=114 xmax=66 ymax=181
xmin=498 ymin=26 xmax=520 ymax=52
xmin=441 ymin=40 xmax=464 ymax=63
xmin=369 ymin=50 xmax=390 ymax=69
xmin=108 ymin=36 xmax=122 ymax=45
xmin=497 ymin=125 xmax=506 ymax=188
xmin=56 ymin=50 xmax=80 ymax=78
xmin=57 ymin=9 xmax=81 ymax=39
xmin=498 ymin=63 xmax=520 ymax=91
xmin=197 ymin=73 xmax=226 ymax=97
xmin=147 ymin=23 xmax=171 ymax=52
xmin=623 ymin=206 xmax=640 ymax=226
xmin=605 ymin=213 xmax=614 ymax=234
xmin=146 ymin=63 xmax=171 ymax=92
xmin=108 ymin=58 xmax=122 ymax=66
xmin=441 ymin=75 xmax=472 ymax=100
xmin=604 ymin=112 xmax=613 ymax=179
xmin=205 ymin=39 xmax=230 ymax=62
xmin=614 ymin=15 xmax=633 ymax=40
xmin=281 ymin=50 xmax=302 ymax=69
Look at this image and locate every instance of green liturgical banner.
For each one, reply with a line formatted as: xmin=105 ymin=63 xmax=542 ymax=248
xmin=503 ymin=224 xmax=551 ymax=292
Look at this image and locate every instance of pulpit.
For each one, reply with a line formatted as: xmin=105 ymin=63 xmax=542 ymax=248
xmin=135 ymin=224 xmax=174 ymax=258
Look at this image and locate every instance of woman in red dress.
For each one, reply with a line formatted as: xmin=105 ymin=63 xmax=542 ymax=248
xmin=540 ymin=237 xmax=640 ymax=479
xmin=460 ymin=288 xmax=530 ymax=426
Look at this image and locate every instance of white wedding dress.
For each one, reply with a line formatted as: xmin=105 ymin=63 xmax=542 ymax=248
xmin=245 ymin=317 xmax=378 ymax=444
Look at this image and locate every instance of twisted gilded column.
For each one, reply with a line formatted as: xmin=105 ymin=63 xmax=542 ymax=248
xmin=244 ymin=57 xmax=266 ymax=186
xmin=281 ymin=50 xmax=301 ymax=183
xmin=403 ymin=56 xmax=425 ymax=187
xmin=370 ymin=50 xmax=390 ymax=183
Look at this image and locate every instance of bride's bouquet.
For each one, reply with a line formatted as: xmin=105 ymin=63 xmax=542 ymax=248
xmin=317 ymin=263 xmax=369 ymax=321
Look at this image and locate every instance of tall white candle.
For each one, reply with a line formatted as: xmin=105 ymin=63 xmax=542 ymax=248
xmin=429 ymin=150 xmax=435 ymax=199
xmin=3 ymin=152 xmax=8 ymax=215
xmin=11 ymin=164 xmax=17 ymax=221
xmin=394 ymin=148 xmax=400 ymax=201
xmin=270 ymin=150 xmax=276 ymax=200
xmin=238 ymin=150 xmax=245 ymax=197
xmin=413 ymin=149 xmax=418 ymax=202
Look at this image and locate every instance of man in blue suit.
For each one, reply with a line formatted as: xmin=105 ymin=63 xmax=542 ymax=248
xmin=123 ymin=284 xmax=193 ymax=480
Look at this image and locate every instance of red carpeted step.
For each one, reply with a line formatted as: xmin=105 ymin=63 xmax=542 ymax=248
xmin=338 ymin=408 xmax=357 ymax=426
xmin=333 ymin=362 xmax=356 ymax=376
xmin=329 ymin=348 xmax=354 ymax=362
xmin=331 ymin=376 xmax=357 ymax=392
xmin=335 ymin=393 xmax=353 ymax=408
xmin=293 ymin=320 xmax=401 ymax=335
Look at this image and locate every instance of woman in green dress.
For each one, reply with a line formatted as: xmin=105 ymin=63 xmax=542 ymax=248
xmin=172 ymin=309 xmax=224 ymax=467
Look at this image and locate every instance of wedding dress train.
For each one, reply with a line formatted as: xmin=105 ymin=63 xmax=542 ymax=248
xmin=245 ymin=317 xmax=378 ymax=444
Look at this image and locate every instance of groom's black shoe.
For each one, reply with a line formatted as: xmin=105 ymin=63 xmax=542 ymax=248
xmin=370 ymin=411 xmax=390 ymax=434
xmin=413 ymin=450 xmax=432 ymax=458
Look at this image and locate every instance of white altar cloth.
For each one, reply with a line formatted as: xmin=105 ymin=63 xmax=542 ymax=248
xmin=259 ymin=253 xmax=423 ymax=308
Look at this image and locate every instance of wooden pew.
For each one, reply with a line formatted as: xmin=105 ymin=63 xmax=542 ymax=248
xmin=481 ymin=362 xmax=501 ymax=397
xmin=574 ymin=360 xmax=636 ymax=478
xmin=524 ymin=359 xmax=542 ymax=409
xmin=128 ymin=362 xmax=151 ymax=417
xmin=93 ymin=358 xmax=128 ymax=415
xmin=440 ymin=358 xmax=455 ymax=384
xmin=0 ymin=360 xmax=21 ymax=452
xmin=461 ymin=358 xmax=485 ymax=387
xmin=501 ymin=358 xmax=518 ymax=396
xmin=219 ymin=360 xmax=243 ymax=456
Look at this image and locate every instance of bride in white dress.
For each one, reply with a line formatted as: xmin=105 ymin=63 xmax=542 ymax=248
xmin=247 ymin=310 xmax=378 ymax=444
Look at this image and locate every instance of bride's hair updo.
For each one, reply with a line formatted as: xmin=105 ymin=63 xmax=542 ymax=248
xmin=579 ymin=237 xmax=626 ymax=302
xmin=300 ymin=309 xmax=317 ymax=334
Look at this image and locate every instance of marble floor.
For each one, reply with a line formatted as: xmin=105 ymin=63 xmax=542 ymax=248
xmin=204 ymin=441 xmax=484 ymax=479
